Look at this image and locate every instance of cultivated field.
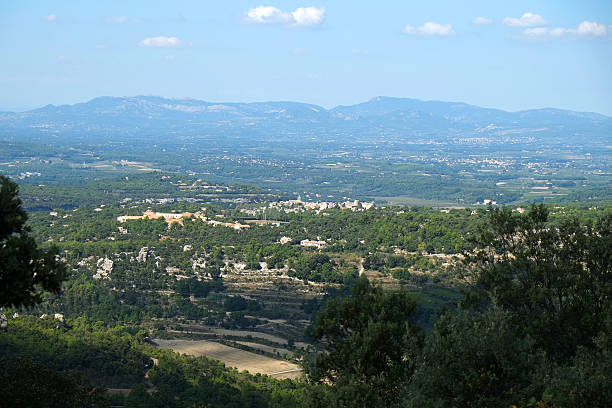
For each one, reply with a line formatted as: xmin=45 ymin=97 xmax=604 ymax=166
xmin=153 ymin=338 xmax=303 ymax=379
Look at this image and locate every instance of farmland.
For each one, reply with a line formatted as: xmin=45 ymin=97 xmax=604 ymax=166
xmin=153 ymin=339 xmax=302 ymax=379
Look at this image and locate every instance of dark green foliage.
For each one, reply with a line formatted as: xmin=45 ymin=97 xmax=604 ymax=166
xmin=176 ymin=277 xmax=223 ymax=298
xmin=290 ymin=253 xmax=334 ymax=282
xmin=0 ymin=316 xmax=150 ymax=388
xmin=308 ymin=205 xmax=611 ymax=407
xmin=290 ymin=252 xmax=358 ymax=283
xmin=0 ymin=175 xmax=27 ymax=239
xmin=0 ymin=355 xmax=107 ymax=408
xmin=225 ymin=295 xmax=261 ymax=312
xmin=0 ymin=175 xmax=67 ymax=308
xmin=464 ymin=204 xmax=612 ymax=358
xmin=401 ymin=203 xmax=612 ymax=407
xmin=136 ymin=350 xmax=310 ymax=408
xmin=540 ymin=324 xmax=612 ymax=408
xmin=305 ymin=277 xmax=420 ymax=408
xmin=124 ymin=384 xmax=154 ymax=408
xmin=0 ymin=316 xmax=310 ymax=408
xmin=406 ymin=309 xmax=545 ymax=407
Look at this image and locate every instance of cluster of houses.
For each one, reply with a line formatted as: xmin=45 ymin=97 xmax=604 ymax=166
xmin=278 ymin=236 xmax=327 ymax=248
xmin=299 ymin=239 xmax=327 ymax=248
xmin=268 ymin=198 xmax=374 ymax=214
xmin=117 ymin=198 xmax=375 ymax=230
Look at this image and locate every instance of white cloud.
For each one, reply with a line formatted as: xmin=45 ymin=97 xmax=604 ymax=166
xmin=292 ymin=7 xmax=325 ymax=27
xmin=243 ymin=6 xmax=325 ymax=27
xmin=141 ymin=36 xmax=191 ymax=48
xmin=472 ymin=17 xmax=493 ymax=25
xmin=521 ymin=21 xmax=608 ymax=39
xmin=45 ymin=14 xmax=57 ymax=22
xmin=549 ymin=27 xmax=567 ymax=37
xmin=107 ymin=16 xmax=129 ymax=24
xmin=244 ymin=6 xmax=292 ymax=24
xmin=575 ymin=21 xmax=607 ymax=36
xmin=503 ymin=12 xmax=546 ymax=27
xmin=523 ymin=27 xmax=549 ymax=37
xmin=405 ymin=22 xmax=455 ymax=36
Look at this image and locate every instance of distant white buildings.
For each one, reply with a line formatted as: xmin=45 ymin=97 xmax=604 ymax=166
xmin=268 ymin=199 xmax=374 ymax=214
xmin=473 ymin=199 xmax=498 ymax=206
xmin=300 ymin=239 xmax=327 ymax=248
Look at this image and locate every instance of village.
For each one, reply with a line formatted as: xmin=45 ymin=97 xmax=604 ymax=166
xmin=117 ymin=198 xmax=375 ymax=229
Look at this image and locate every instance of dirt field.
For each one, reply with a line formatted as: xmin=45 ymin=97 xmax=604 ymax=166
xmin=153 ymin=338 xmax=303 ymax=379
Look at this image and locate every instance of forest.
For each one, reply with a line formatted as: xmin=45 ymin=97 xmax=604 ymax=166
xmin=1 ymin=174 xmax=610 ymax=407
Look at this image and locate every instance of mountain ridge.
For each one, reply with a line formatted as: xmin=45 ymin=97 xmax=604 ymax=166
xmin=1 ymin=95 xmax=610 ymax=144
xmin=7 ymin=95 xmax=610 ymax=119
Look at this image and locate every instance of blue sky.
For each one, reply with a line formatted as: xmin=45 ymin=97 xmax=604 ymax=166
xmin=1 ymin=1 xmax=611 ymax=114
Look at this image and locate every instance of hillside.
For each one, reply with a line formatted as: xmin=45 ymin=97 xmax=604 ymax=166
xmin=1 ymin=96 xmax=610 ymax=144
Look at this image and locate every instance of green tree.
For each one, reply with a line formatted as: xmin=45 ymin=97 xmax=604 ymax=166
xmin=0 ymin=355 xmax=107 ymax=408
xmin=540 ymin=318 xmax=612 ymax=408
xmin=405 ymin=308 xmax=546 ymax=408
xmin=305 ymin=277 xmax=420 ymax=408
xmin=0 ymin=175 xmax=67 ymax=308
xmin=463 ymin=204 xmax=611 ymax=358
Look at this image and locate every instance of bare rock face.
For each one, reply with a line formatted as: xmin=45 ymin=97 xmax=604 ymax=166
xmin=183 ymin=244 xmax=193 ymax=252
xmin=76 ymin=256 xmax=95 ymax=267
xmin=0 ymin=314 xmax=7 ymax=329
xmin=54 ymin=313 xmax=66 ymax=328
xmin=94 ymin=257 xmax=113 ymax=280
xmin=165 ymin=266 xmax=181 ymax=275
xmin=192 ymin=257 xmax=206 ymax=272
xmin=137 ymin=247 xmax=153 ymax=263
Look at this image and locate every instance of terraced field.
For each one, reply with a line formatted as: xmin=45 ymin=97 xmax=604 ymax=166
xmin=153 ymin=338 xmax=303 ymax=379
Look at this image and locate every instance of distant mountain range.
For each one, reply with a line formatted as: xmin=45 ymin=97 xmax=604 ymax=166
xmin=1 ymin=96 xmax=610 ymax=143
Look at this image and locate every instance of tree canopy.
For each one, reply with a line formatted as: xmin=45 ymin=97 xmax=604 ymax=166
xmin=0 ymin=175 xmax=66 ymax=308
xmin=463 ymin=204 xmax=611 ymax=358
xmin=306 ymin=205 xmax=611 ymax=407
xmin=404 ymin=204 xmax=612 ymax=407
xmin=305 ymin=277 xmax=420 ymax=408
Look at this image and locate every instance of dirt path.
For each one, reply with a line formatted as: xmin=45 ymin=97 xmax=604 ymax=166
xmin=144 ymin=357 xmax=159 ymax=393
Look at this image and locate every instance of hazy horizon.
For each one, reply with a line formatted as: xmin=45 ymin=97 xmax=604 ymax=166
xmin=2 ymin=93 xmax=612 ymax=117
xmin=1 ymin=1 xmax=611 ymax=115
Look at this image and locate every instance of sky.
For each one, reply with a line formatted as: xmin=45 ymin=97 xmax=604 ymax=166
xmin=1 ymin=1 xmax=611 ymax=115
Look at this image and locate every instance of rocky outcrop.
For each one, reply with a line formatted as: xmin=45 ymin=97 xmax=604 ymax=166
xmin=93 ymin=257 xmax=113 ymax=280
